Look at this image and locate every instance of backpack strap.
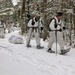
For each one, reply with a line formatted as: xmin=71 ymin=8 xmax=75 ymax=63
xmin=49 ymin=18 xmax=57 ymax=31
xmin=31 ymin=18 xmax=36 ymax=26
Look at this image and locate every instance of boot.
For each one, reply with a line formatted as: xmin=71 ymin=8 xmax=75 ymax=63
xmin=60 ymin=49 xmax=70 ymax=55
xmin=36 ymin=45 xmax=44 ymax=49
xmin=47 ymin=48 xmax=55 ymax=53
xmin=26 ymin=44 xmax=31 ymax=48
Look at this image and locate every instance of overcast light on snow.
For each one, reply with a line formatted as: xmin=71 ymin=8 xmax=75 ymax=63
xmin=0 ymin=0 xmax=75 ymax=75
xmin=0 ymin=29 xmax=75 ymax=75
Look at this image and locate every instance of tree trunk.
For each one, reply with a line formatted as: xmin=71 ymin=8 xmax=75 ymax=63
xmin=73 ymin=7 xmax=75 ymax=38
xmin=42 ymin=0 xmax=48 ymax=41
xmin=21 ymin=0 xmax=26 ymax=16
xmin=74 ymin=15 xmax=75 ymax=38
xmin=20 ymin=0 xmax=26 ymax=35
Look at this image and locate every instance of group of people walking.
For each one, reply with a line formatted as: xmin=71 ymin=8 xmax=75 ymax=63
xmin=0 ymin=11 xmax=70 ymax=54
xmin=26 ymin=11 xmax=70 ymax=54
xmin=0 ymin=19 xmax=6 ymax=38
xmin=0 ymin=19 xmax=16 ymax=38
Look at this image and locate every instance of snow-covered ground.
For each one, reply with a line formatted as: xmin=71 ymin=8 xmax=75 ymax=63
xmin=0 ymin=30 xmax=75 ymax=75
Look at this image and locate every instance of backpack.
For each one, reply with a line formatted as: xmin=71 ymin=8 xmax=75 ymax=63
xmin=47 ymin=18 xmax=56 ymax=31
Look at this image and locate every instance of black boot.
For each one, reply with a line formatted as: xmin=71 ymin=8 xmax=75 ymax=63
xmin=47 ymin=48 xmax=55 ymax=53
xmin=60 ymin=49 xmax=70 ymax=55
xmin=26 ymin=44 xmax=31 ymax=48
xmin=37 ymin=45 xmax=44 ymax=49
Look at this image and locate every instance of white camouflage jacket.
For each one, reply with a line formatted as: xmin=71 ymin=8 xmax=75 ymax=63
xmin=49 ymin=16 xmax=64 ymax=31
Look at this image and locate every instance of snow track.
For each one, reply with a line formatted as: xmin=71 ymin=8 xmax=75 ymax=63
xmin=0 ymin=31 xmax=75 ymax=75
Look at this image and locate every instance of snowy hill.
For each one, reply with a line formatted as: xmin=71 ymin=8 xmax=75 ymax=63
xmin=0 ymin=30 xmax=75 ymax=75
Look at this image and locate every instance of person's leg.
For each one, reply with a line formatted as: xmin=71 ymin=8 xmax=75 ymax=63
xmin=8 ymin=27 xmax=10 ymax=33
xmin=1 ymin=28 xmax=5 ymax=38
xmin=26 ymin=28 xmax=32 ymax=47
xmin=57 ymin=32 xmax=65 ymax=50
xmin=35 ymin=31 xmax=40 ymax=46
xmin=0 ymin=28 xmax=1 ymax=37
xmin=35 ymin=30 xmax=44 ymax=49
xmin=0 ymin=28 xmax=4 ymax=38
xmin=47 ymin=32 xmax=55 ymax=53
xmin=57 ymin=32 xmax=70 ymax=54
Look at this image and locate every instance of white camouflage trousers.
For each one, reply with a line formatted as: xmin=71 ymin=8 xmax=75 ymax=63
xmin=26 ymin=28 xmax=40 ymax=46
xmin=0 ymin=27 xmax=5 ymax=38
xmin=7 ymin=26 xmax=12 ymax=33
xmin=48 ymin=31 xmax=65 ymax=50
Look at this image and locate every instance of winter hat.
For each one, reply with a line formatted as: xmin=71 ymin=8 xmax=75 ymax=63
xmin=56 ymin=11 xmax=63 ymax=16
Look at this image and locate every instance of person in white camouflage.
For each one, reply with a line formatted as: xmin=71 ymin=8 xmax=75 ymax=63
xmin=47 ymin=11 xmax=70 ymax=54
xmin=26 ymin=13 xmax=44 ymax=49
xmin=7 ymin=21 xmax=13 ymax=33
xmin=0 ymin=20 xmax=6 ymax=38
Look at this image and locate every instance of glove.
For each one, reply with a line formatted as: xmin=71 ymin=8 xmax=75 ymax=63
xmin=32 ymin=20 xmax=35 ymax=25
xmin=63 ymin=27 xmax=66 ymax=30
xmin=59 ymin=29 xmax=62 ymax=32
xmin=41 ymin=27 xmax=43 ymax=31
xmin=54 ymin=24 xmax=57 ymax=28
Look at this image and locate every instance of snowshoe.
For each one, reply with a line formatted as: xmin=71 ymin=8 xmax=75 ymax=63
xmin=26 ymin=44 xmax=31 ymax=48
xmin=47 ymin=48 xmax=55 ymax=53
xmin=36 ymin=45 xmax=44 ymax=49
xmin=60 ymin=48 xmax=70 ymax=55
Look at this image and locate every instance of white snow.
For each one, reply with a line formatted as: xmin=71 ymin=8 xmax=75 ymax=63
xmin=8 ymin=35 xmax=23 ymax=44
xmin=0 ymin=30 xmax=75 ymax=75
xmin=12 ymin=0 xmax=20 ymax=6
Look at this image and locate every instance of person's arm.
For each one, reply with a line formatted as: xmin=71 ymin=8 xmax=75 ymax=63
xmin=61 ymin=21 xmax=66 ymax=30
xmin=28 ymin=19 xmax=33 ymax=27
xmin=39 ymin=19 xmax=44 ymax=31
xmin=4 ymin=23 xmax=6 ymax=29
xmin=49 ymin=19 xmax=56 ymax=30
